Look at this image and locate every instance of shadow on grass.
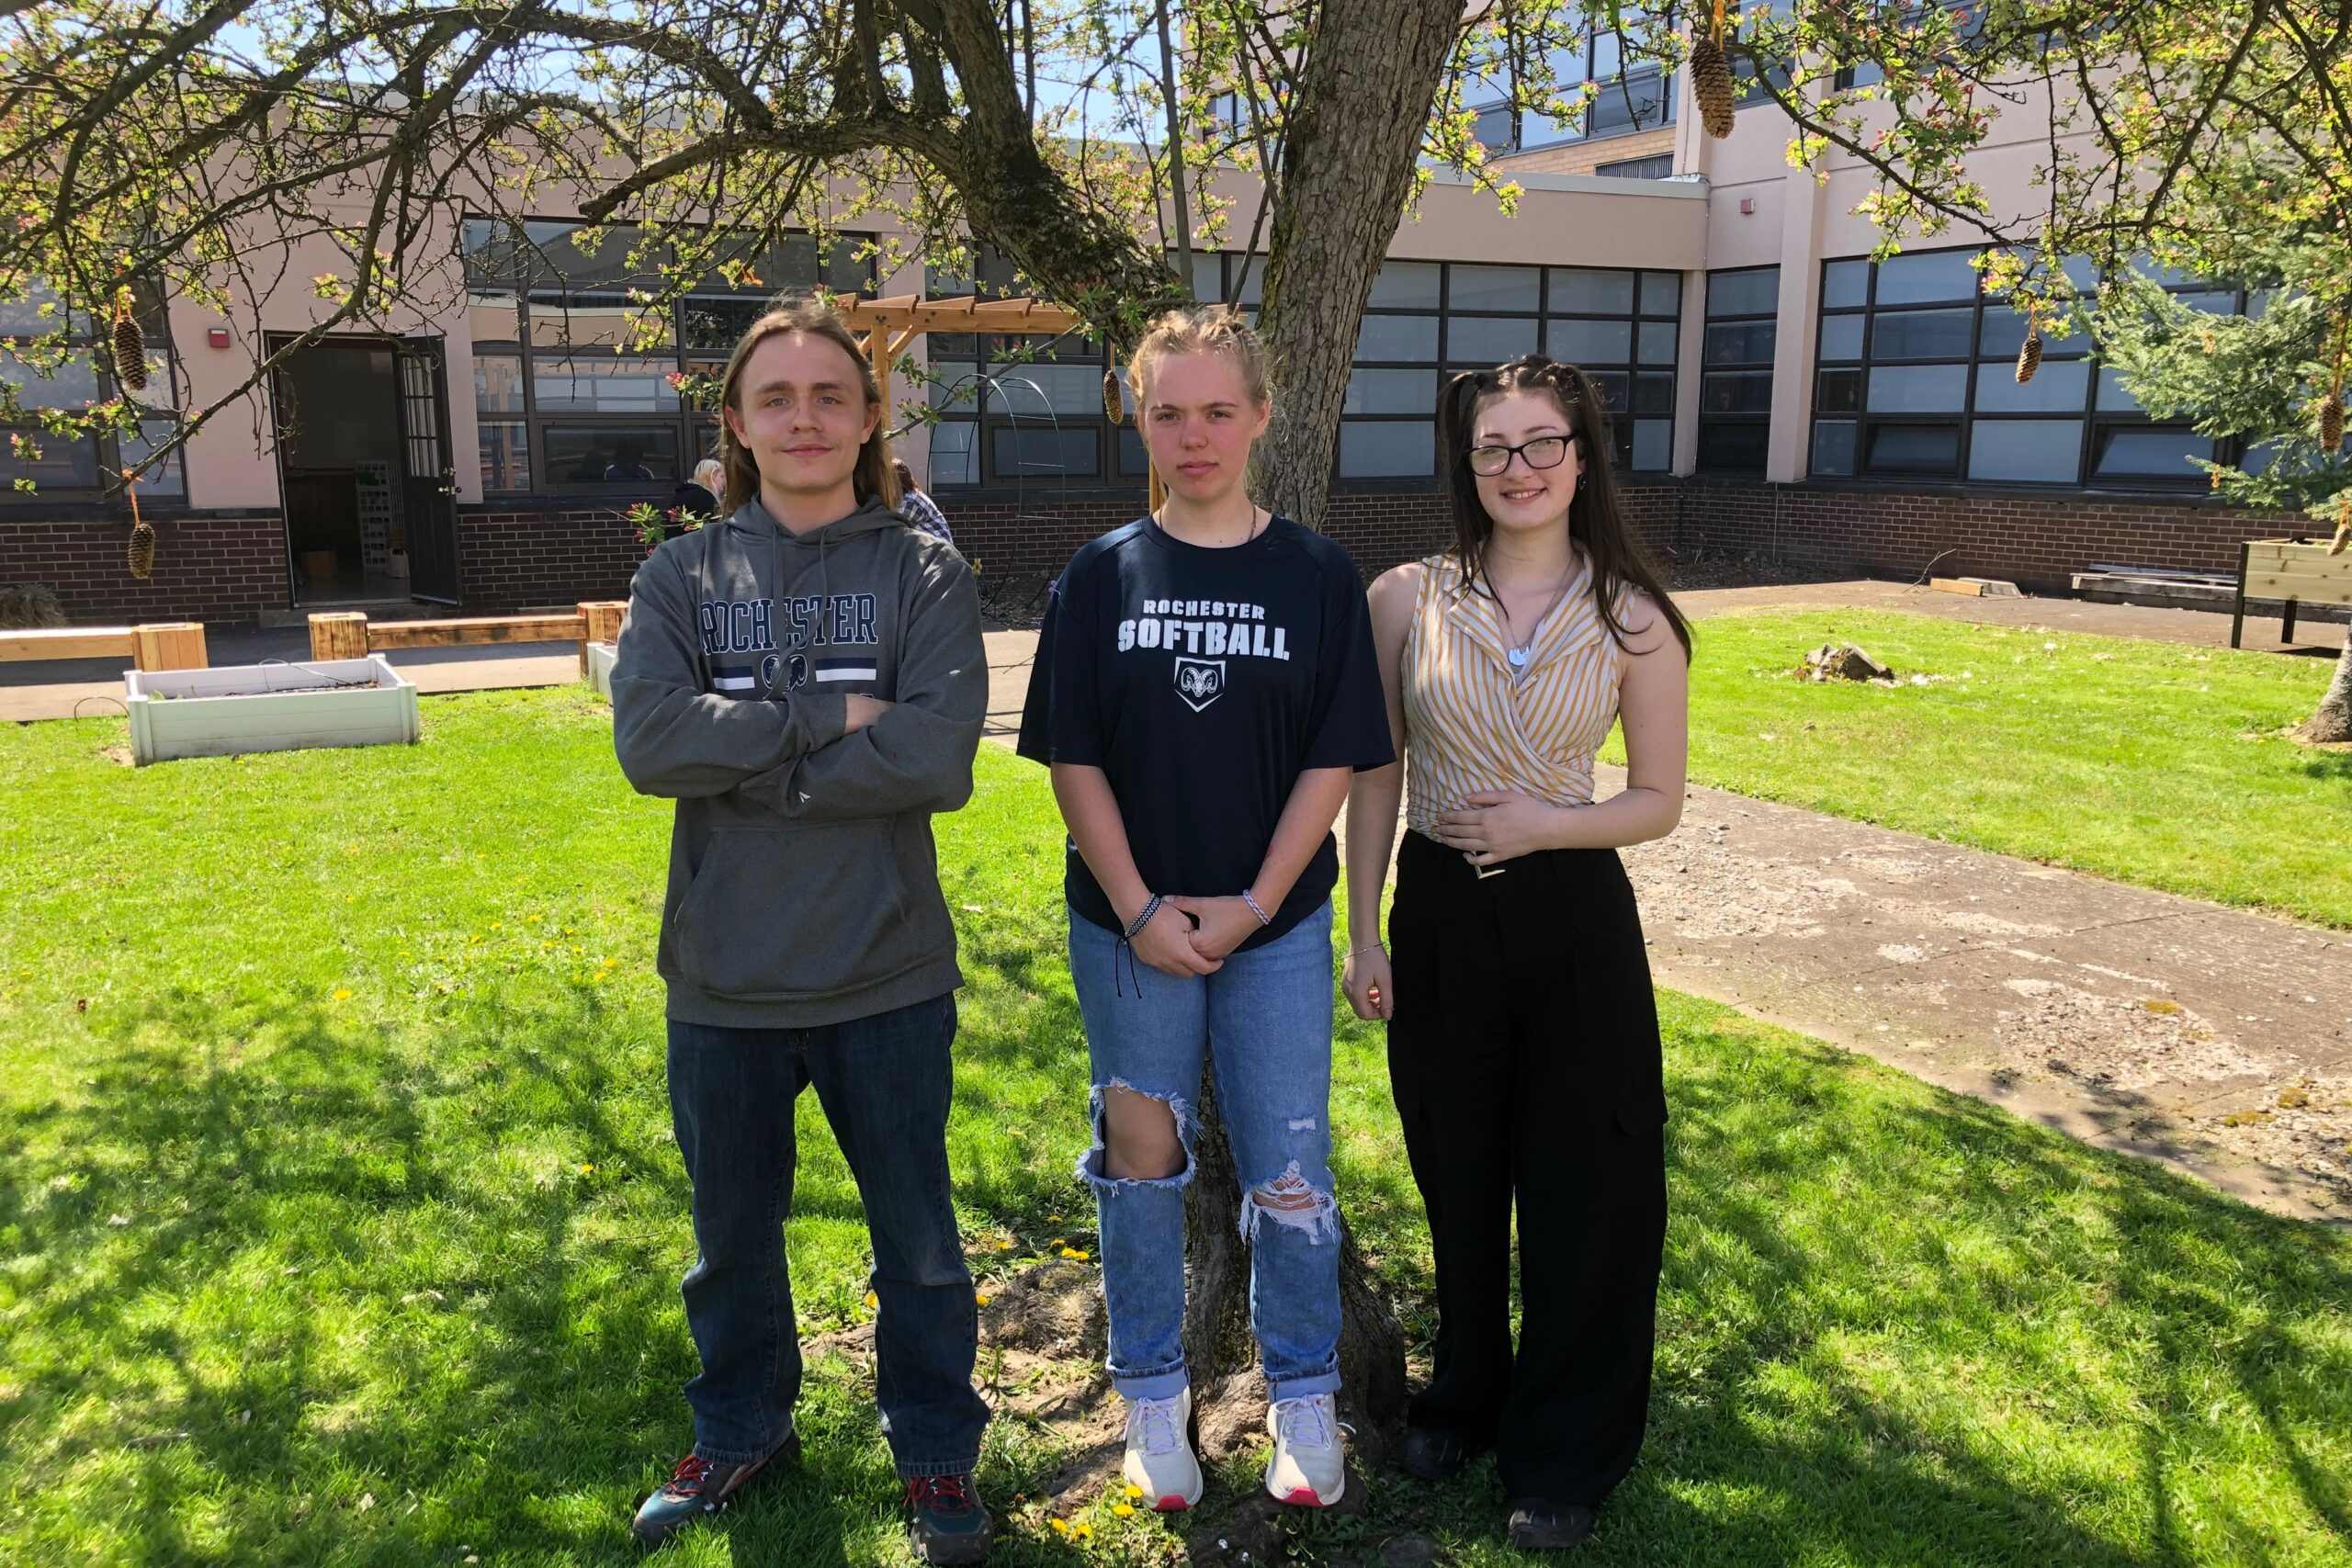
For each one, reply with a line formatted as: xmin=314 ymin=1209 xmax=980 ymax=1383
xmin=6 ymin=956 xmax=2350 ymax=1564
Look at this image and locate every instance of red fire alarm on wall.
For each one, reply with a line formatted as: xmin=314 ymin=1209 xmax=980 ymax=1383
xmin=1739 ymin=197 xmax=1756 ymax=215
xmin=206 ymin=326 xmax=231 ymax=349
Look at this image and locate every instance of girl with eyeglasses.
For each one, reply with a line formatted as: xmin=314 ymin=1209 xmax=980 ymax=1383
xmin=1340 ymin=354 xmax=1691 ymax=1552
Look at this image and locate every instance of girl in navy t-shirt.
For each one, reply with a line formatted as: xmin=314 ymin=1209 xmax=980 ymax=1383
xmin=1017 ymin=308 xmax=1391 ymax=1512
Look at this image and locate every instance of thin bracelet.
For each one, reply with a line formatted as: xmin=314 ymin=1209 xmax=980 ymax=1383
xmin=1350 ymin=942 xmax=1386 ymax=957
xmin=1241 ymin=889 xmax=1272 ymax=926
xmin=1122 ymin=895 xmax=1164 ymax=941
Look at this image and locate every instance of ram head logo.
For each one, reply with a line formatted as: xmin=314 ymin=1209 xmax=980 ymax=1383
xmin=1173 ymin=657 xmax=1226 ymax=713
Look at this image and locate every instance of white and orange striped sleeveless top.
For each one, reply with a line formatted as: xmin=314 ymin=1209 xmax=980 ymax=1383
xmin=1401 ymin=551 xmax=1628 ymax=837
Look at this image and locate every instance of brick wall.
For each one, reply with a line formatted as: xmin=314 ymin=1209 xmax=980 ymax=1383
xmin=1655 ymin=482 xmax=2305 ymax=592
xmin=1498 ymin=127 xmax=1679 ymax=179
xmin=455 ymin=507 xmax=646 ymax=611
xmin=5 ymin=483 xmax=2312 ymax=625
xmin=0 ymin=512 xmax=286 ymax=623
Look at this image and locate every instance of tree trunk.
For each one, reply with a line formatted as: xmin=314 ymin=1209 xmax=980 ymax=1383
xmin=2296 ymin=637 xmax=2352 ymax=743
xmin=1254 ymin=1 xmax=1468 ymax=530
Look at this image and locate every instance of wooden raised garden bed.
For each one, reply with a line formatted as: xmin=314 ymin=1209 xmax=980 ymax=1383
xmin=2233 ymin=537 xmax=2352 ymax=648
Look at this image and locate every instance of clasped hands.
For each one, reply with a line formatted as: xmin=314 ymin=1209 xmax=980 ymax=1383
xmin=1126 ymin=894 xmax=1265 ymax=976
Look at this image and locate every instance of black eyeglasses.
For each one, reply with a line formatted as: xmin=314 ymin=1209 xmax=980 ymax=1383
xmin=1464 ymin=435 xmax=1573 ymax=477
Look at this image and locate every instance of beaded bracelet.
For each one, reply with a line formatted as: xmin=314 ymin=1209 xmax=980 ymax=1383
xmin=1123 ymin=895 xmax=1165 ymax=941
xmin=1241 ymin=889 xmax=1272 ymax=926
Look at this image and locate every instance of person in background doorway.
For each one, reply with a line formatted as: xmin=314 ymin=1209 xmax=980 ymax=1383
xmin=892 ymin=457 xmax=955 ymax=544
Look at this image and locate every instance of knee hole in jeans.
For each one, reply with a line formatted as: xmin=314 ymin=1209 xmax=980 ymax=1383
xmin=1101 ymin=1084 xmax=1187 ymax=1181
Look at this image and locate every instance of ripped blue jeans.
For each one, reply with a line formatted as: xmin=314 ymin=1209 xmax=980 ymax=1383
xmin=1068 ymin=901 xmax=1342 ymax=1404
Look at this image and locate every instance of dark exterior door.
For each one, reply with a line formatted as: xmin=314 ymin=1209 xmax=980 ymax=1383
xmin=395 ymin=335 xmax=462 ymax=604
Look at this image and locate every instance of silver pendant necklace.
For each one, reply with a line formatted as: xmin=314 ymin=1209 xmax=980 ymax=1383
xmin=1499 ymin=561 xmax=1578 ymax=677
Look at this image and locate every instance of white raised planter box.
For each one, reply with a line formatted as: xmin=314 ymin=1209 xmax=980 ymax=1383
xmin=586 ymin=640 xmax=618 ymax=701
xmin=125 ymin=656 xmax=420 ymax=766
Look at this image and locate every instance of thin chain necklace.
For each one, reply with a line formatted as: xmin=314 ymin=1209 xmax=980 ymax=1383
xmin=1495 ymin=556 xmax=1580 ymax=674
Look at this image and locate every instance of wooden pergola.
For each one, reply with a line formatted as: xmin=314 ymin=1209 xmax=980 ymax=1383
xmin=832 ymin=292 xmax=1088 ymax=417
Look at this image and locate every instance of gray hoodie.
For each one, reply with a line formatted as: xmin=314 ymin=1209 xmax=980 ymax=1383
xmin=611 ymin=494 xmax=986 ymax=1028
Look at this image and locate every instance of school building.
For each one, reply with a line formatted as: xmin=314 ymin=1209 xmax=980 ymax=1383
xmin=0 ymin=48 xmax=2296 ymax=626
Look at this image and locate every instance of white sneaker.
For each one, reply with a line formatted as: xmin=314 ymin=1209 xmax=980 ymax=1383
xmin=1121 ymin=1386 xmax=1204 ymax=1511
xmin=1264 ymin=1393 xmax=1346 ymax=1506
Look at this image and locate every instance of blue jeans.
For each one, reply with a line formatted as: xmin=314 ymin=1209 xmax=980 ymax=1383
xmin=1068 ymin=902 xmax=1343 ymax=1404
xmin=666 ymin=994 xmax=989 ymax=1477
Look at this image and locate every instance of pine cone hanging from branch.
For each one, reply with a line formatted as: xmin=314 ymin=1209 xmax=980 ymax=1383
xmin=128 ymin=520 xmax=156 ymax=579
xmin=1102 ymin=367 xmax=1125 ymax=425
xmin=2015 ymin=331 xmax=2042 ymax=384
xmin=2320 ymin=387 xmax=2345 ymax=453
xmin=111 ymin=288 xmax=149 ymax=393
xmin=1691 ymin=35 xmax=1736 ymax=140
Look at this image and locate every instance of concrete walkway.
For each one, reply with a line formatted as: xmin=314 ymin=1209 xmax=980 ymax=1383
xmin=977 ymin=585 xmax=2351 ymax=1224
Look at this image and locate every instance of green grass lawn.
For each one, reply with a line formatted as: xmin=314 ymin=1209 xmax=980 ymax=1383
xmin=1600 ymin=609 xmax=2352 ymax=928
xmin=3 ymin=689 xmax=2349 ymax=1565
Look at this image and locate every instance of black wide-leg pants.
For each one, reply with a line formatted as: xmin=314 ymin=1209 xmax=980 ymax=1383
xmin=1385 ymin=829 xmax=1668 ymax=1506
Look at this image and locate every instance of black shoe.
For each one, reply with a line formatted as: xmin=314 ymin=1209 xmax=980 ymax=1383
xmin=630 ymin=1427 xmax=798 ymax=1548
xmin=1399 ymin=1426 xmax=1468 ymax=1482
xmin=1507 ymin=1498 xmax=1596 ymax=1552
xmin=904 ymin=1472 xmax=995 ymax=1564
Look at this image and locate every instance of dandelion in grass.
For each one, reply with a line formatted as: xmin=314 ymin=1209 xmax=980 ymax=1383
xmin=865 ymin=1291 xmax=879 ymax=1310
xmin=332 ymin=987 xmax=352 ymax=1001
xmin=1114 ymin=1503 xmax=1135 ymax=1518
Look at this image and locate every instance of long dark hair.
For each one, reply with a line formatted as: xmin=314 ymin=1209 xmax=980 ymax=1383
xmin=1437 ymin=354 xmax=1692 ymax=660
xmin=718 ymin=297 xmax=899 ymax=515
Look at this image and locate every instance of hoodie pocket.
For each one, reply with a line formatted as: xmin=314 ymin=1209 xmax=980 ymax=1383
xmin=672 ymin=823 xmax=924 ymax=1000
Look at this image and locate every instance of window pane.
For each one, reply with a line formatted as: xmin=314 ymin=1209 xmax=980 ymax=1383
xmin=1368 ymin=262 xmax=1443 ymax=309
xmin=528 ymin=294 xmax=668 ymax=351
xmin=0 ymin=279 xmax=87 ymax=335
xmin=120 ymin=422 xmax=186 ymax=497
xmin=533 ymin=356 xmax=680 ymax=413
xmin=1118 ymin=424 xmax=1151 ymax=476
xmin=473 ymin=352 xmax=525 ymax=413
xmin=1967 ymin=420 xmax=2083 ymax=482
xmin=1355 ymin=314 xmax=1440 ymax=362
xmin=1868 ymin=364 xmax=1969 ymax=412
xmin=681 ymin=298 xmax=767 ymax=352
xmin=1446 ymin=316 xmax=1540 ymax=365
xmin=1821 ymin=259 xmax=1869 ymax=309
xmin=1590 ymin=70 xmax=1668 ymax=131
xmin=1346 ymin=368 xmax=1438 ymax=414
xmin=1234 ymin=256 xmax=1269 ymax=306
xmin=1451 ymin=265 xmax=1541 ymax=311
xmin=1339 ymin=421 xmax=1434 ymax=476
xmin=993 ymin=424 xmax=1099 ymax=478
xmin=1704 ymin=321 xmax=1775 ymax=366
xmin=1812 ymin=418 xmax=1857 ymax=475
xmin=1698 ymin=421 xmax=1769 ymax=470
xmin=2091 ymin=426 xmax=2214 ymax=479
xmin=2096 ymin=367 xmax=2143 ymax=412
xmin=1587 ymin=371 xmax=1629 ymax=412
xmin=1473 ymin=104 xmax=1518 ymax=152
xmin=0 ymin=428 xmax=101 ymax=490
xmin=1637 ymin=321 xmax=1678 ymax=365
xmin=927 ymin=363 xmax=980 ymax=411
xmin=1632 ymin=419 xmax=1671 ymax=470
xmin=1707 ymin=268 xmax=1780 ymax=318
xmin=1815 ymin=367 xmax=1860 ymax=412
xmin=1979 ymin=310 xmax=2088 ymax=359
xmin=1639 ymin=271 xmax=1682 ymax=317
xmin=985 ymin=362 xmax=1108 ymax=416
xmin=1818 ymin=314 xmax=1864 ymax=362
xmin=478 ymin=420 xmax=530 ymax=491
xmin=542 ymin=424 xmax=680 ymax=484
xmin=1862 ymin=422 xmax=1961 ymax=474
xmin=1874 ymin=249 xmax=1980 ymax=305
xmin=1973 ymin=357 xmax=2090 ymax=414
xmin=928 ymin=421 xmax=979 ymax=485
xmin=1871 ymin=308 xmax=1975 ymax=361
xmin=468 ymin=290 xmax=520 ymax=344
xmin=1550 ymin=268 xmax=1634 ymax=315
xmin=1702 ymin=370 xmax=1773 ymax=412
xmin=1 ymin=351 xmax=101 ymax=409
xmin=1633 ymin=373 xmax=1675 ymax=414
xmin=2175 ymin=289 xmax=2239 ymax=314
xmin=1550 ymin=318 xmax=1634 ymax=364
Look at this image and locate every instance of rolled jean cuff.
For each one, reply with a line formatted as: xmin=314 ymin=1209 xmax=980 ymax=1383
xmin=898 ymin=1454 xmax=983 ymax=1481
xmin=694 ymin=1433 xmax=789 ymax=1468
xmin=1111 ymin=1366 xmax=1190 ymax=1403
xmin=1266 ymin=1370 xmax=1341 ymax=1404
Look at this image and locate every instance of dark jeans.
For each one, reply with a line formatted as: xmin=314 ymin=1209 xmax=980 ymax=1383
xmin=1386 ymin=830 xmax=1668 ymax=1507
xmin=666 ymin=993 xmax=989 ymax=1478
